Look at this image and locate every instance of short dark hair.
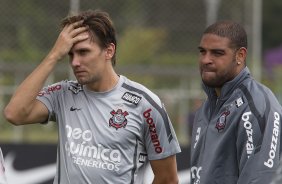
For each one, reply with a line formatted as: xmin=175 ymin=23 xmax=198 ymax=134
xmin=203 ymin=20 xmax=247 ymax=49
xmin=61 ymin=10 xmax=117 ymax=66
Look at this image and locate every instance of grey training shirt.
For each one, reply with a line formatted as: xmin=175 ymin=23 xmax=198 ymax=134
xmin=191 ymin=67 xmax=282 ymax=184
xmin=37 ymin=75 xmax=181 ymax=184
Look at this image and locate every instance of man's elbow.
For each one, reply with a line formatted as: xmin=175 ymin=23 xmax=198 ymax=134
xmin=3 ymin=106 xmax=25 ymax=126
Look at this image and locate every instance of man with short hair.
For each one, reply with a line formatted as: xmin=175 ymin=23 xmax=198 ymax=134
xmin=190 ymin=20 xmax=282 ymax=184
xmin=4 ymin=10 xmax=181 ymax=184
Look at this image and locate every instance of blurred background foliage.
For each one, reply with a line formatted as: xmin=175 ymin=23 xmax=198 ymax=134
xmin=1 ymin=0 xmax=282 ymax=145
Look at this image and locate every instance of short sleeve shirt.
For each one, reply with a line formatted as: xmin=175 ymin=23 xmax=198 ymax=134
xmin=36 ymin=75 xmax=181 ymax=184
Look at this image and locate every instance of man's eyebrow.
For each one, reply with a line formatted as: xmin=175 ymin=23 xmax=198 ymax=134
xmin=197 ymin=46 xmax=226 ymax=51
xmin=70 ymin=47 xmax=90 ymax=53
xmin=76 ymin=48 xmax=89 ymax=52
xmin=210 ymin=48 xmax=225 ymax=52
xmin=198 ymin=46 xmax=204 ymax=50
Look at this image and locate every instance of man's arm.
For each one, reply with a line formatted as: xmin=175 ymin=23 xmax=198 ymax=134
xmin=150 ymin=155 xmax=179 ymax=184
xmin=4 ymin=20 xmax=88 ymax=125
xmin=237 ymin=97 xmax=282 ymax=184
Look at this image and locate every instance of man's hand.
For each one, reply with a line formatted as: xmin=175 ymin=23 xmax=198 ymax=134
xmin=4 ymin=20 xmax=89 ymax=125
xmin=49 ymin=20 xmax=89 ymax=61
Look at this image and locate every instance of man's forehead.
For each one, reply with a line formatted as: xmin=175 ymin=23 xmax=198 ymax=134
xmin=70 ymin=40 xmax=90 ymax=52
xmin=200 ymin=34 xmax=231 ymax=49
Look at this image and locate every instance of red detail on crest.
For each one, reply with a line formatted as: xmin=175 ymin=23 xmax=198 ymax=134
xmin=109 ymin=109 xmax=129 ymax=130
xmin=215 ymin=111 xmax=230 ymax=132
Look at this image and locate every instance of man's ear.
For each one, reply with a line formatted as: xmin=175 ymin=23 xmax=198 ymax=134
xmin=105 ymin=43 xmax=115 ymax=60
xmin=236 ymin=47 xmax=247 ymax=65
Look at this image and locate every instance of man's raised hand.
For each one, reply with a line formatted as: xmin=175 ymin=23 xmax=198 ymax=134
xmin=49 ymin=20 xmax=89 ymax=61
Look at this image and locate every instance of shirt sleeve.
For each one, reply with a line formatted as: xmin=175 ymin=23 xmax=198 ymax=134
xmin=236 ymin=98 xmax=281 ymax=183
xmin=142 ymin=103 xmax=181 ymax=160
xmin=36 ymin=82 xmax=64 ymax=122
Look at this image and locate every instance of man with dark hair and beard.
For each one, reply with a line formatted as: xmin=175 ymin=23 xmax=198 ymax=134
xmin=190 ymin=20 xmax=282 ymax=184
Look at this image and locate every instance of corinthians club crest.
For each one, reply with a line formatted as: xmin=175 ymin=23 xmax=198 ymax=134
xmin=215 ymin=110 xmax=230 ymax=132
xmin=109 ymin=109 xmax=129 ymax=130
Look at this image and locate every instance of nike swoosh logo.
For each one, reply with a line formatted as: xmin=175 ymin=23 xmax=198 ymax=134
xmin=4 ymin=152 xmax=56 ymax=184
xmin=4 ymin=152 xmax=190 ymax=184
xmin=70 ymin=106 xmax=81 ymax=111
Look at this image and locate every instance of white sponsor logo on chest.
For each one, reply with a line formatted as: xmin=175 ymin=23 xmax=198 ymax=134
xmin=122 ymin=92 xmax=142 ymax=105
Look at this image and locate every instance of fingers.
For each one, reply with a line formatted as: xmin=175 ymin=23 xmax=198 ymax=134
xmin=64 ymin=20 xmax=83 ymax=31
xmin=64 ymin=20 xmax=87 ymax=35
xmin=73 ymin=32 xmax=89 ymax=43
xmin=50 ymin=21 xmax=89 ymax=61
xmin=60 ymin=20 xmax=89 ymax=44
xmin=69 ymin=26 xmax=88 ymax=38
xmin=70 ymin=20 xmax=84 ymax=29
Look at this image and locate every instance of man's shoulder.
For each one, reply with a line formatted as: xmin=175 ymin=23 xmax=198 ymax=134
xmin=241 ymin=79 xmax=276 ymax=99
xmin=44 ymin=80 xmax=83 ymax=95
xmin=238 ymin=79 xmax=281 ymax=111
xmin=121 ymin=76 xmax=162 ymax=107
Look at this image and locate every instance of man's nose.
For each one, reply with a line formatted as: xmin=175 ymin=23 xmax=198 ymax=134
xmin=71 ymin=56 xmax=80 ymax=67
xmin=200 ymin=53 xmax=212 ymax=65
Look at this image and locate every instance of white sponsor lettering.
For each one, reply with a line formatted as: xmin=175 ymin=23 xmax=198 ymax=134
xmin=66 ymin=125 xmax=93 ymax=142
xmin=122 ymin=92 xmax=141 ymax=105
xmin=264 ymin=112 xmax=280 ymax=168
xmin=194 ymin=127 xmax=201 ymax=149
xmin=65 ymin=125 xmax=121 ymax=171
xmin=242 ymin=111 xmax=254 ymax=158
xmin=191 ymin=166 xmax=202 ymax=184
xmin=65 ymin=143 xmax=121 ymax=163
xmin=72 ymin=156 xmax=120 ymax=171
